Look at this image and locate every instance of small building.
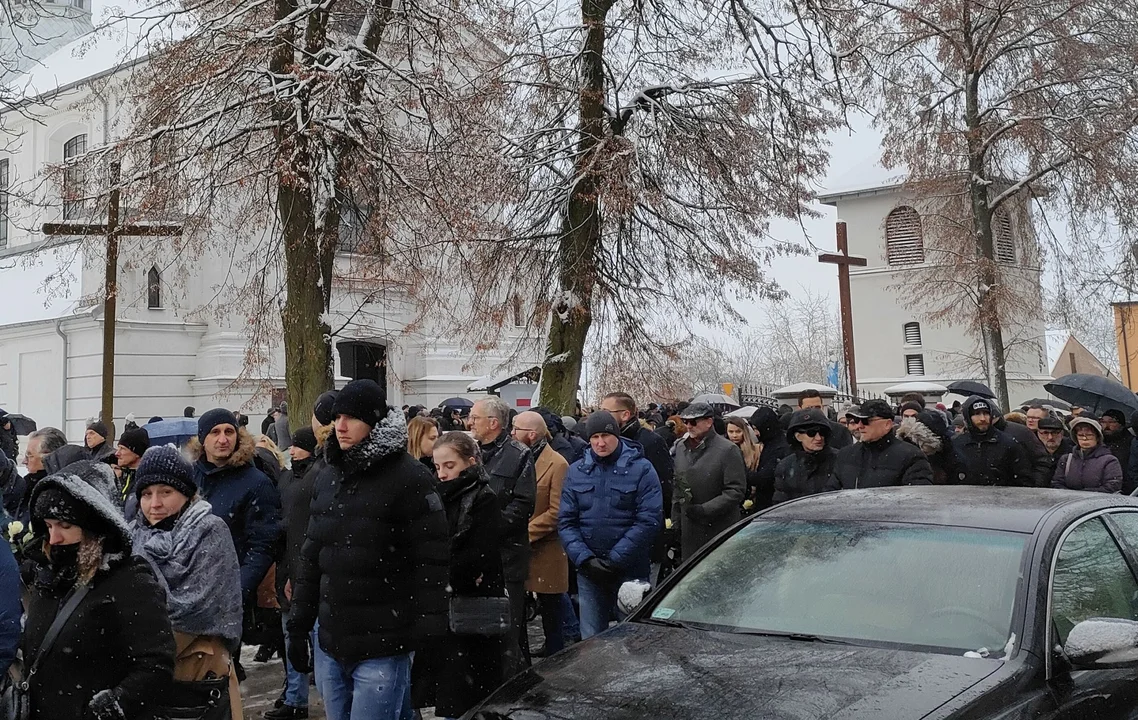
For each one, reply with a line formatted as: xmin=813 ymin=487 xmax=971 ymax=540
xmin=816 ymin=167 xmax=1050 ymax=406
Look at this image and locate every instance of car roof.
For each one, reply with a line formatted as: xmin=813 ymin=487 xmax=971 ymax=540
xmin=758 ymin=486 xmax=1138 ymax=533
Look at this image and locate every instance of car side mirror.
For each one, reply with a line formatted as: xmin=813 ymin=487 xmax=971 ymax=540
xmin=1063 ymin=618 xmax=1138 ymax=669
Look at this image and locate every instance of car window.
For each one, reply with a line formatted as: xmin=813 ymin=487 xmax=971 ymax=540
xmin=1051 ymin=517 xmax=1138 ymax=645
xmin=644 ymin=520 xmax=1025 ymax=655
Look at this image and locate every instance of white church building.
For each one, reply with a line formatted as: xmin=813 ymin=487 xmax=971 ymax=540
xmin=0 ymin=1 xmax=540 ymax=440
xmin=816 ymin=168 xmax=1052 ymax=405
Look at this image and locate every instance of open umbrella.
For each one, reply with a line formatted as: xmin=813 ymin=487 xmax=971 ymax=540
xmin=946 ymin=380 xmax=996 ymax=399
xmin=143 ymin=417 xmax=199 ymax=447
xmin=726 ymin=406 xmax=759 ymax=418
xmin=1021 ymin=397 xmax=1072 ymax=411
xmin=691 ymin=393 xmax=741 ymax=410
xmin=439 ymin=397 xmax=475 ymax=409
xmin=2 ymin=413 xmax=37 ymax=435
xmin=1044 ymin=374 xmax=1138 ymax=416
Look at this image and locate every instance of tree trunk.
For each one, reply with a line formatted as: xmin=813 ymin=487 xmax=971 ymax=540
xmin=963 ymin=55 xmax=1011 ymax=410
xmin=538 ymin=0 xmax=611 ymax=415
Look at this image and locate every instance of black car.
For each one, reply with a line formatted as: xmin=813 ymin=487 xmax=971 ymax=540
xmin=469 ymin=486 xmax=1138 ymax=719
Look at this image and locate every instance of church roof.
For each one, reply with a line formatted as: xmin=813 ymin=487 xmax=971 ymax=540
xmin=815 ymin=152 xmax=907 ymax=205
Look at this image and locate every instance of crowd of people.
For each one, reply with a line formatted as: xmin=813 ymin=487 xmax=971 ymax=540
xmin=0 ymin=383 xmax=1131 ymax=720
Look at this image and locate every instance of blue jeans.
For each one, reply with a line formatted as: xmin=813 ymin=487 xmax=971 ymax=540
xmin=282 ymin=613 xmax=310 ymax=708
xmin=313 ymin=622 xmax=414 ymax=720
xmin=577 ymin=573 xmax=624 ymax=639
xmin=560 ymin=593 xmax=580 ymax=641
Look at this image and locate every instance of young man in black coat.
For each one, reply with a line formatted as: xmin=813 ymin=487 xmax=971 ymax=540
xmin=953 ymin=396 xmax=1034 ymax=487
xmin=470 ymin=396 xmax=537 ymax=673
xmin=287 ymin=380 xmax=449 ymax=720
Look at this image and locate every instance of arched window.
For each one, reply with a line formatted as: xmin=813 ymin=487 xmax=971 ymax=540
xmin=147 ymin=266 xmax=161 ymax=309
xmin=903 ymin=321 xmax=922 ymax=346
xmin=994 ymin=211 xmax=1016 ymax=263
xmin=885 ymin=206 xmax=924 ymax=265
xmin=511 ymin=294 xmax=525 ymax=327
xmin=62 ymin=133 xmax=87 ymax=220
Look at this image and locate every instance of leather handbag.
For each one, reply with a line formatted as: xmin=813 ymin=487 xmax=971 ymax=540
xmin=155 ymin=676 xmax=230 ymax=720
xmin=448 ymin=595 xmax=511 ymax=636
xmin=1 ymin=584 xmax=91 ymax=720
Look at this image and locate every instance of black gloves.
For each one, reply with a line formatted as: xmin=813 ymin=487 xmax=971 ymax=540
xmin=581 ymin=557 xmax=619 ymax=584
xmin=86 ymin=689 xmax=126 ymax=720
xmin=685 ymin=503 xmax=710 ymax=522
xmin=287 ymin=633 xmax=314 ymax=674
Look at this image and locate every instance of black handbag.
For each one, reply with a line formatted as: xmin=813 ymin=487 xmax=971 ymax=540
xmin=155 ymin=676 xmax=230 ymax=720
xmin=1 ymin=584 xmax=91 ymax=720
xmin=448 ymin=595 xmax=511 ymax=636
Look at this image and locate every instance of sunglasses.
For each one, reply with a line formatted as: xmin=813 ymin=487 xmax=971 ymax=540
xmin=845 ymin=417 xmax=867 ymax=426
xmin=797 ymin=427 xmax=825 ymax=438
xmin=683 ymin=417 xmax=709 ymax=426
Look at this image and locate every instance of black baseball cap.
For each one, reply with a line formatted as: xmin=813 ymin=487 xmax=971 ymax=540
xmin=846 ymin=399 xmax=893 ymax=421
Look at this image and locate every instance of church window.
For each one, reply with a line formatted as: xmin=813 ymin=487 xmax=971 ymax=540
xmin=62 ymin=134 xmax=87 ymax=221
xmin=905 ymin=354 xmax=925 ymax=376
xmin=994 ymin=211 xmax=1016 ymax=263
xmin=147 ymin=266 xmax=161 ymax=309
xmin=903 ymin=322 xmax=922 ymax=346
xmin=0 ymin=158 xmax=9 ymax=249
xmin=885 ymin=206 xmax=924 ymax=265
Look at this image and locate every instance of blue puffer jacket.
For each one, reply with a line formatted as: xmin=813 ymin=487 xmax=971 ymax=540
xmin=191 ymin=429 xmax=282 ymax=600
xmin=558 ymin=440 xmax=662 ymax=581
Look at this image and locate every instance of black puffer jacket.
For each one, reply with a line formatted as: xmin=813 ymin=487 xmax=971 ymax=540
xmin=289 ymin=408 xmax=450 ymax=663
xmin=952 ymin=396 xmax=1033 ymax=487
xmin=749 ymin=407 xmax=790 ymax=510
xmin=480 ymin=432 xmax=537 ymax=584
xmin=896 ymin=411 xmax=968 ymax=484
xmin=995 ymin=413 xmax=1051 ymax=487
xmin=828 ymin=430 xmax=933 ymax=489
xmin=276 ymin=454 xmax=319 ymax=609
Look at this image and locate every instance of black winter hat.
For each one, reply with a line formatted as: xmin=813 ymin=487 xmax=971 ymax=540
xmin=135 ymin=445 xmax=198 ymax=500
xmin=118 ymin=427 xmax=151 ymax=457
xmin=332 ymin=380 xmax=387 ymax=427
xmin=33 ymin=485 xmax=108 ymax=536
xmin=86 ymin=419 xmax=109 ymax=441
xmin=291 ymin=426 xmax=318 ymax=454
xmin=582 ymin=411 xmax=620 ymax=439
xmin=313 ymin=391 xmax=339 ymax=426
xmin=198 ymin=408 xmax=240 ymax=444
xmin=1102 ymin=409 xmax=1127 ymax=424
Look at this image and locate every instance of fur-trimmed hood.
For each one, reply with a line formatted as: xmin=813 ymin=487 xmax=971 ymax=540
xmin=187 ymin=426 xmax=258 ymax=471
xmin=30 ymin=460 xmax=132 ymax=562
xmin=896 ymin=416 xmax=943 ymax=456
xmin=325 ymin=407 xmax=409 ymax=475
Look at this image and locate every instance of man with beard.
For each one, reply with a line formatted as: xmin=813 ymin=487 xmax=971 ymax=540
xmin=952 ymin=396 xmax=1032 ymax=487
xmin=1100 ymin=409 xmax=1131 ymax=476
xmin=1037 ymin=415 xmax=1075 ymax=485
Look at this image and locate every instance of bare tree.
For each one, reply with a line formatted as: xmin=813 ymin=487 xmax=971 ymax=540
xmin=841 ymin=0 xmax=1138 ymax=408
xmin=446 ymin=0 xmax=845 ymax=415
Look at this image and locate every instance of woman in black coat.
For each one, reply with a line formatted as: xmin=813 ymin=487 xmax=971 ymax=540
xmin=748 ymin=407 xmax=790 ymax=510
xmin=23 ymin=460 xmax=175 ymax=720
xmin=412 ymin=431 xmax=506 ymax=718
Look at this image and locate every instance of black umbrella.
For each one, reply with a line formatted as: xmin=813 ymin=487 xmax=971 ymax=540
xmin=946 ymin=380 xmax=996 ymax=398
xmin=2 ymin=413 xmax=37 ymax=435
xmin=439 ymin=397 xmax=475 ymax=409
xmin=1020 ymin=397 xmax=1072 ymax=411
xmin=1044 ymin=374 xmax=1138 ymax=416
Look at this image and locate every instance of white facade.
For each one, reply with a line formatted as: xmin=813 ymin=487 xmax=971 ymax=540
xmin=817 ymin=182 xmax=1050 ymax=406
xmin=0 ymin=10 xmax=540 ymax=440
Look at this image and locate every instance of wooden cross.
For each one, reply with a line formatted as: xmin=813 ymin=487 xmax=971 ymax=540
xmin=819 ymin=221 xmax=867 ymax=399
xmin=42 ymin=160 xmax=183 ymax=433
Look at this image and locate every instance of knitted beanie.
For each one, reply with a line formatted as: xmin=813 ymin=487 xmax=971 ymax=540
xmin=313 ymin=390 xmax=339 ymax=427
xmin=582 ymin=411 xmax=620 ymax=439
xmin=291 ymin=426 xmax=318 ymax=454
xmin=118 ymin=427 xmax=151 ymax=457
xmin=87 ymin=419 xmax=109 ymax=442
xmin=134 ymin=445 xmax=198 ymax=500
xmin=331 ymin=380 xmax=387 ymax=427
xmin=33 ymin=485 xmax=106 ymax=533
xmin=197 ymin=408 xmax=240 ymax=444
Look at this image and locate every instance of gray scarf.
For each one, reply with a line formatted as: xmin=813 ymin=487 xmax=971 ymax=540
xmin=130 ymin=498 xmax=243 ymax=644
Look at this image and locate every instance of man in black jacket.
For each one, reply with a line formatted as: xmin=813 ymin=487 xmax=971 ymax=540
xmin=829 ymin=400 xmax=933 ymax=489
xmin=1101 ymin=409 xmax=1132 ymax=476
xmin=600 ymin=393 xmax=674 ymax=509
xmin=471 ymin=396 xmax=537 ymax=672
xmin=287 ymin=380 xmax=449 ymax=720
xmin=1037 ymin=415 xmax=1074 ymax=486
xmin=772 ymin=409 xmax=838 ymax=504
xmin=748 ymin=407 xmax=790 ymax=509
xmin=797 ymin=390 xmax=854 ymax=450
xmin=952 ymin=396 xmax=1033 ymax=487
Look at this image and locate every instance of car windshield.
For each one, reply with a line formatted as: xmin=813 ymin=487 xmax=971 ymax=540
xmin=645 ymin=520 xmax=1026 ymax=655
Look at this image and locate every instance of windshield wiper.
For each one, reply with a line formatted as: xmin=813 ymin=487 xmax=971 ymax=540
xmin=732 ymin=629 xmax=852 ymax=644
xmin=638 ymin=616 xmax=701 ymax=630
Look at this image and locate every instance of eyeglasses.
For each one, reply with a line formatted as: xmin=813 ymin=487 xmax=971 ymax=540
xmin=797 ymin=428 xmax=825 ymax=438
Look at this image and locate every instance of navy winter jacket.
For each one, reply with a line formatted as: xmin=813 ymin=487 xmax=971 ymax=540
xmin=192 ymin=430 xmax=283 ymax=600
xmin=559 ymin=440 xmax=663 ymax=581
xmin=0 ymin=539 xmax=19 ymax=676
